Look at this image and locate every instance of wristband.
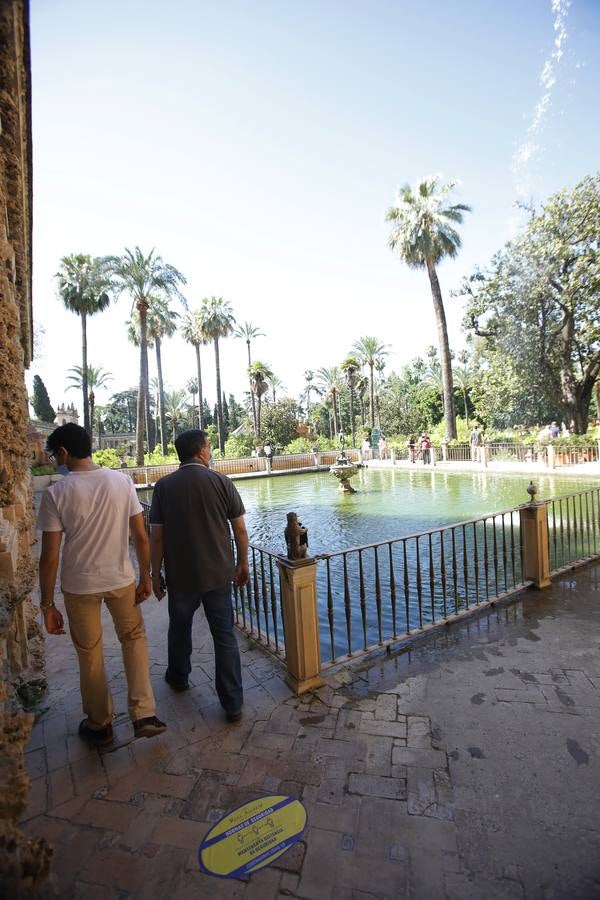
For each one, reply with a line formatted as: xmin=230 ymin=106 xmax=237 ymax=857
xmin=40 ymin=601 xmax=56 ymax=611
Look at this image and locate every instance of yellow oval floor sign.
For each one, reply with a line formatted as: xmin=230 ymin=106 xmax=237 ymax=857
xmin=198 ymin=795 xmax=307 ymax=878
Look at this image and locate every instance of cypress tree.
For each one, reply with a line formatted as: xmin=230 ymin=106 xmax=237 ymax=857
xmin=32 ymin=375 xmax=55 ymax=423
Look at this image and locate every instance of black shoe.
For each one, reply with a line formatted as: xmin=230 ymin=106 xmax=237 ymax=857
xmin=225 ymin=708 xmax=243 ymax=723
xmin=78 ymin=718 xmax=113 ymax=746
xmin=133 ymin=715 xmax=167 ymax=738
xmin=164 ymin=672 xmax=189 ymax=692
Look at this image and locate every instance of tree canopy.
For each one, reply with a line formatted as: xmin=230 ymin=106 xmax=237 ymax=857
xmin=460 ymin=174 xmax=600 ymax=432
xmin=32 ymin=374 xmax=55 ymax=423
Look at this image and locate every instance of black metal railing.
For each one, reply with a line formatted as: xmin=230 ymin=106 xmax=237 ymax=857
xmin=315 ymin=507 xmax=529 ymax=664
xmin=547 ymin=487 xmax=600 ymax=573
xmin=233 ymin=544 xmax=286 ymax=659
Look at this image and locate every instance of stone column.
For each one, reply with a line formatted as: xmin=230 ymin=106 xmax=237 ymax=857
xmin=547 ymin=443 xmax=555 ymax=469
xmin=276 ymin=557 xmax=324 ymax=694
xmin=441 ymin=439 xmax=448 ymax=462
xmin=519 ymin=501 xmax=551 ymax=589
xmin=265 ymin=457 xmax=272 ymax=474
xmin=390 ymin=448 xmax=396 ymax=466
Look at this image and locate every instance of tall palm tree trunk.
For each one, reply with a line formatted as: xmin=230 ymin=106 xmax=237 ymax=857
xmin=195 ymin=343 xmax=204 ymax=430
xmin=136 ymin=301 xmax=149 ymax=465
xmin=349 ymin=389 xmax=355 ymax=447
xmin=155 ymin=338 xmax=168 ymax=455
xmin=426 ymin=259 xmax=457 ymax=439
xmin=369 ymin=362 xmax=375 ymax=428
xmin=247 ymin=341 xmax=257 ymax=437
xmin=80 ymin=312 xmax=90 ymax=436
xmin=462 ymin=386 xmax=469 ymax=428
xmin=214 ymin=338 xmax=225 ymax=454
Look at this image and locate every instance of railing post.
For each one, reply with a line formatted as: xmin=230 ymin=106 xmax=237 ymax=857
xmin=276 ymin=557 xmax=324 ymax=695
xmin=519 ymin=494 xmax=551 ymax=589
xmin=441 ymin=439 xmax=448 ymax=462
xmin=430 ymin=446 xmax=436 ymax=467
xmin=390 ymin=448 xmax=396 ymax=466
xmin=547 ymin=443 xmax=555 ymax=469
xmin=265 ymin=457 xmax=272 ymax=474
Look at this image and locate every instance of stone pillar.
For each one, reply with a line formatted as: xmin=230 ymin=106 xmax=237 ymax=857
xmin=547 ymin=443 xmax=555 ymax=469
xmin=265 ymin=457 xmax=272 ymax=474
xmin=441 ymin=440 xmax=448 ymax=462
xmin=276 ymin=557 xmax=324 ymax=695
xmin=519 ymin=502 xmax=551 ymax=589
xmin=390 ymin=448 xmax=396 ymax=466
xmin=430 ymin=446 xmax=436 ymax=467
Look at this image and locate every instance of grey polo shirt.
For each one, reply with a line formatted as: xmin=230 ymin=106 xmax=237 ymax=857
xmin=149 ymin=462 xmax=245 ymax=593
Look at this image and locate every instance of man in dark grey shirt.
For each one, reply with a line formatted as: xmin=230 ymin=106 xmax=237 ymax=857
xmin=149 ymin=430 xmax=249 ymax=721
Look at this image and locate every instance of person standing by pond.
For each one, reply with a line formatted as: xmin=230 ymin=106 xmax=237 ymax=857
xmin=37 ymin=423 xmax=166 ymax=746
xmin=149 ymin=429 xmax=249 ymax=722
xmin=469 ymin=424 xmax=481 ymax=462
xmin=420 ymin=432 xmax=431 ymax=465
xmin=407 ymin=435 xmax=416 ymax=464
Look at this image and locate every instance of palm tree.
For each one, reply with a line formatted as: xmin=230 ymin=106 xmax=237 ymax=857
xmin=55 ymin=255 xmax=113 ymax=436
xmin=266 ymin=373 xmax=285 ymax=403
xmin=163 ymin=389 xmax=188 ymax=442
xmin=356 ymin=374 xmax=368 ymax=426
xmin=234 ymin=321 xmax=264 ymax=436
xmin=423 ymin=345 xmax=444 ymax=413
xmin=386 ymin=176 xmax=471 ymax=439
xmin=128 ymin=295 xmax=179 ymax=454
xmin=106 ymin=247 xmax=186 ymax=464
xmin=181 ymin=310 xmax=208 ymax=432
xmin=199 ymin=297 xmax=236 ymax=454
xmin=340 ymin=356 xmax=360 ymax=447
xmin=248 ymin=361 xmax=273 ymax=440
xmin=315 ymin=367 xmax=342 ymax=436
xmin=66 ymin=364 xmax=113 ymax=442
xmin=303 ymin=370 xmax=319 ymax=421
xmin=455 ymin=350 xmax=472 ymax=428
xmin=186 ymin=377 xmax=199 ymax=427
xmin=352 ymin=337 xmax=388 ymax=428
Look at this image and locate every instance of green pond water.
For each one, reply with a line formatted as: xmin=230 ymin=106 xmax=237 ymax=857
xmin=233 ymin=468 xmax=598 ymax=554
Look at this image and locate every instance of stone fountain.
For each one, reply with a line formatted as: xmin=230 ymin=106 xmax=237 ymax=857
xmin=329 ymin=433 xmax=359 ymax=493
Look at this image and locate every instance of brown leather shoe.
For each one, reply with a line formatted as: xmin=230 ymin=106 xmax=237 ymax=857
xmin=78 ymin=718 xmax=113 ymax=746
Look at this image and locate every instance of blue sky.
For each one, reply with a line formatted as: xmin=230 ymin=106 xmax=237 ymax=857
xmin=29 ymin=0 xmax=600 ymax=416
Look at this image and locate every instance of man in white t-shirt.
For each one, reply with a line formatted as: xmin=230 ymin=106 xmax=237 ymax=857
xmin=37 ymin=424 xmax=166 ymax=746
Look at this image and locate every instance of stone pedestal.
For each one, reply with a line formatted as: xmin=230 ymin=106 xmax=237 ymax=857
xmin=276 ymin=557 xmax=324 ymax=695
xmin=519 ymin=502 xmax=551 ymax=589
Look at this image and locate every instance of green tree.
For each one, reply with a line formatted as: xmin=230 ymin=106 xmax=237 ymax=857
xmin=315 ymin=366 xmax=342 ymax=436
xmin=340 ymin=356 xmax=360 ymax=447
xmin=105 ymin=389 xmax=137 ymax=434
xmin=106 ymin=247 xmax=186 ymax=464
xmin=199 ymin=296 xmax=236 ymax=454
xmin=248 ymin=360 xmax=273 ymax=440
xmin=31 ymin=374 xmax=55 ymax=423
xmin=163 ymin=389 xmax=188 ymax=441
xmin=351 ymin=337 xmax=388 ymax=428
xmin=66 ymin=364 xmax=113 ymax=439
xmin=181 ymin=310 xmax=207 ymax=431
xmin=234 ymin=321 xmax=264 ymax=436
xmin=128 ymin=296 xmax=179 ymax=454
xmin=461 ymin=174 xmax=600 ymax=432
xmin=55 ymin=254 xmax=113 ymax=435
xmin=386 ymin=176 xmax=471 ymax=439
xmin=260 ymin=398 xmax=300 ymax=448
xmin=266 ymin=373 xmax=285 ymax=403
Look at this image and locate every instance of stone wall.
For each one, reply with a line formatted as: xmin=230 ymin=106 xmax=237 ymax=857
xmin=0 ymin=1 xmax=52 ymax=894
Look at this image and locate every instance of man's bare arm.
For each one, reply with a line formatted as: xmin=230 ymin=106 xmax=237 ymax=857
xmin=231 ymin=516 xmax=249 ymax=587
xmin=129 ymin=513 xmax=151 ymax=604
xmin=149 ymin=524 xmax=166 ymax=600
xmin=39 ymin=531 xmax=65 ymax=634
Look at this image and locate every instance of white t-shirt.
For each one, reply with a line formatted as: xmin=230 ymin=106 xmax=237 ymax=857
xmin=36 ymin=467 xmax=143 ymax=595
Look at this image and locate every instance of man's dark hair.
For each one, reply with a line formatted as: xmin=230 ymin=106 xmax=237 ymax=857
xmin=175 ymin=429 xmax=209 ymax=463
xmin=46 ymin=423 xmax=92 ymax=459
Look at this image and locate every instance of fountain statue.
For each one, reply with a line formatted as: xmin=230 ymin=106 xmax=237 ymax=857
xmin=284 ymin=512 xmax=309 ymax=559
xmin=329 ymin=432 xmax=359 ymax=493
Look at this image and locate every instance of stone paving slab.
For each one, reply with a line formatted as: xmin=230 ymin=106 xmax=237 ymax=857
xmin=20 ymin=559 xmax=600 ymax=898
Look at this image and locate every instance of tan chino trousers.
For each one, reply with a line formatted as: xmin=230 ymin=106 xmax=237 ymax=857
xmin=63 ymin=582 xmax=156 ymax=728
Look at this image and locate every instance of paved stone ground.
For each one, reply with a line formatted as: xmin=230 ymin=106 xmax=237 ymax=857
xmin=21 ymin=562 xmax=600 ymax=899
